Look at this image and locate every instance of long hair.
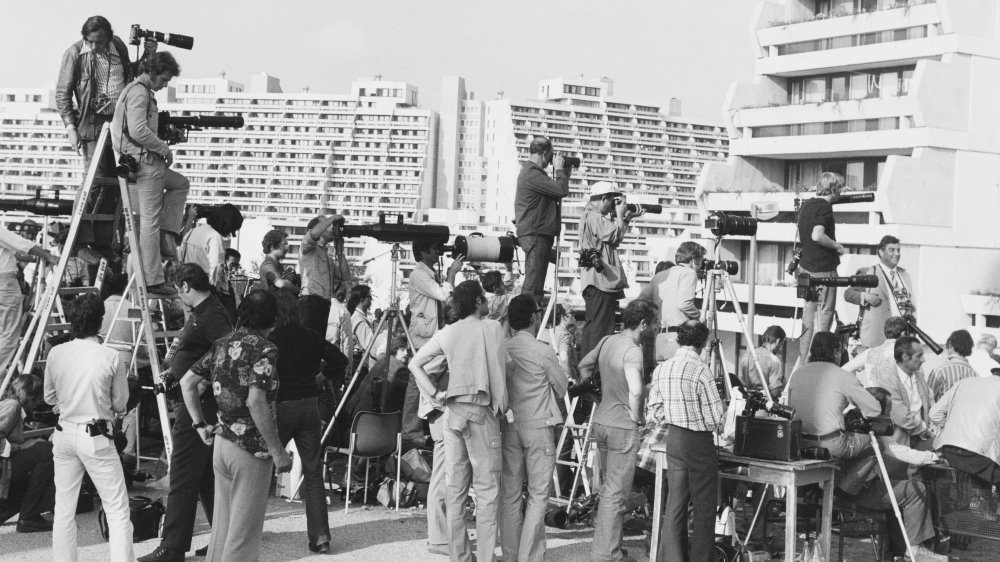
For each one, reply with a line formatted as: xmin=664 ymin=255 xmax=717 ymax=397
xmin=347 ymin=285 xmax=371 ymax=314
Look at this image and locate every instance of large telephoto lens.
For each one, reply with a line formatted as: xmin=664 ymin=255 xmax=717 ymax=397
xmin=705 ymin=212 xmax=758 ymax=237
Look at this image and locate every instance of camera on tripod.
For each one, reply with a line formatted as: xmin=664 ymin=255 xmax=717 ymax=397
xmin=796 ymin=272 xmax=878 ymax=302
xmin=698 ymin=259 xmax=739 ymax=278
xmin=578 ymin=248 xmax=604 ymax=273
xmin=129 ymin=24 xmax=194 ymax=50
xmin=116 ymin=153 xmax=139 ymax=182
xmin=844 ymin=408 xmax=895 ymax=436
xmin=705 ymin=212 xmax=758 ymax=237
xmin=742 ymin=389 xmax=795 ymax=420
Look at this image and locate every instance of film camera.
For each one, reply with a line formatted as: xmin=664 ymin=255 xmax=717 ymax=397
xmin=742 ymin=389 xmax=795 ymax=420
xmin=698 ymin=259 xmax=739 ymax=278
xmin=86 ymin=418 xmax=114 ymax=439
xmin=796 ymin=272 xmax=877 ymax=302
xmin=615 ymin=199 xmax=663 ymax=214
xmin=844 ymin=408 xmax=895 ymax=436
xmin=116 ymin=153 xmax=139 ymax=182
xmin=158 ymin=111 xmax=245 ymax=145
xmin=561 ymin=155 xmax=581 ymax=169
xmin=705 ymin=212 xmax=758 ymax=237
xmin=578 ymin=247 xmax=604 ymax=273
xmin=129 ymin=24 xmax=194 ymax=50
xmin=568 ymin=374 xmax=601 ymax=398
xmin=0 ymin=192 xmax=74 ymax=216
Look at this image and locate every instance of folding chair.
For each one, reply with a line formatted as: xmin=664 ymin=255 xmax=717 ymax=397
xmin=324 ymin=411 xmax=402 ymax=511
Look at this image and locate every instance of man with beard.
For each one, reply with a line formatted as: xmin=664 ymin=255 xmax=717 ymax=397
xmin=579 ymin=299 xmax=659 ymax=562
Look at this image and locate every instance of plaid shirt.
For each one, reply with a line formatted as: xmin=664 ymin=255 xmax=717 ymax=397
xmin=928 ymin=353 xmax=978 ymax=402
xmin=636 ymin=347 xmax=724 ymax=473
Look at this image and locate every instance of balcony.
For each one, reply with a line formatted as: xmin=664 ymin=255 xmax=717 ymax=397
xmin=755 ymin=2 xmax=943 ymax=76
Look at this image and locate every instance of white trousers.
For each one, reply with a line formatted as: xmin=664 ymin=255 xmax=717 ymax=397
xmin=52 ymin=420 xmax=135 ymax=562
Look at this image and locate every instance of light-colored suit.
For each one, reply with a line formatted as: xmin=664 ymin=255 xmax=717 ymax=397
xmin=871 ymin=364 xmax=932 ymax=444
xmin=844 ymin=264 xmax=914 ymax=349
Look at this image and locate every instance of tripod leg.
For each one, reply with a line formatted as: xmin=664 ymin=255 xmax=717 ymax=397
xmin=869 ymin=432 xmax=916 ymax=561
xmin=719 ymin=273 xmax=774 ymax=404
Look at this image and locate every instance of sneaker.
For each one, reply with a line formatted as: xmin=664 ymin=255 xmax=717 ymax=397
xmin=146 ymin=283 xmax=178 ymax=298
xmin=15 ymin=516 xmax=53 ymax=533
xmin=138 ymin=546 xmax=184 ymax=562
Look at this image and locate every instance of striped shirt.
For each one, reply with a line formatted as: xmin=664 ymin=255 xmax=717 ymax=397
xmin=928 ymin=353 xmax=978 ymax=402
xmin=647 ymin=347 xmax=724 ymax=433
xmin=93 ymin=44 xmax=125 ymax=113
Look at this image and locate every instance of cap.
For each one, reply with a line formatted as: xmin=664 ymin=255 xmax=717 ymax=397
xmin=590 ymin=181 xmax=622 ymax=199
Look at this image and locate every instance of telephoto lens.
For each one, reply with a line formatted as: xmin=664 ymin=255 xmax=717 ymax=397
xmin=705 ymin=212 xmax=758 ymax=237
xmin=625 ymin=203 xmax=663 ymax=214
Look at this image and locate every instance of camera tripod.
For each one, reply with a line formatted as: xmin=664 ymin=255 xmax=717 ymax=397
xmin=699 ymin=238 xmax=776 ymax=405
xmin=289 ymin=242 xmax=418 ymax=500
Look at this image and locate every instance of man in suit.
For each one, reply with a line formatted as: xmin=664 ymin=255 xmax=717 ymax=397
xmin=845 ymin=236 xmax=915 ymax=353
xmin=872 ymin=336 xmax=936 ymax=451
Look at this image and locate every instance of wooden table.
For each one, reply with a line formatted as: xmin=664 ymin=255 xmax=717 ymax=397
xmin=649 ymin=445 xmax=837 ymax=562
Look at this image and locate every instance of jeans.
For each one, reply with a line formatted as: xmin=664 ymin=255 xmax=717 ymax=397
xmin=443 ymin=403 xmax=501 ymax=562
xmin=0 ymin=440 xmax=54 ymax=522
xmin=591 ymin=423 xmax=640 ymax=562
xmin=128 ymin=154 xmax=189 ymax=286
xmin=582 ymin=286 xmax=619 ymax=359
xmin=53 ymin=421 xmax=134 ymax=562
xmin=519 ymin=234 xmax=553 ymax=305
xmin=160 ymin=400 xmax=217 ymax=553
xmin=427 ymin=413 xmax=448 ymax=547
xmin=0 ymin=282 xmax=23 ymax=373
xmin=277 ymin=397 xmax=330 ymax=547
xmin=661 ymin=425 xmax=718 ymax=562
xmin=299 ymin=295 xmax=332 ymax=340
xmin=798 ymin=267 xmax=838 ymax=359
xmin=207 ymin=437 xmax=273 ymax=562
xmin=500 ymin=425 xmax=556 ymax=562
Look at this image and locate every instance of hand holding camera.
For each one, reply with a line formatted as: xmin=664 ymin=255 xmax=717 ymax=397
xmin=446 ymin=255 xmax=465 ymax=284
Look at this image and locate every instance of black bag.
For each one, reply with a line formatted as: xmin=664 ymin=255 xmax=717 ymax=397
xmin=98 ymin=495 xmax=165 ymax=543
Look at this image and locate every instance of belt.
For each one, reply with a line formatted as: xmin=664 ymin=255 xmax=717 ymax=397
xmin=802 ymin=430 xmax=842 ymax=441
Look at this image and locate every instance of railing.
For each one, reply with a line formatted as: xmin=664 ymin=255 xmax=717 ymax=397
xmin=763 ymin=0 xmax=935 ymax=28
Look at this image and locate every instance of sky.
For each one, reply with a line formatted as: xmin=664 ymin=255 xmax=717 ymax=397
xmin=0 ymin=0 xmax=760 ymax=122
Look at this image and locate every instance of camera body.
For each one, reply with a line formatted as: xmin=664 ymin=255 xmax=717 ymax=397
xmin=86 ymin=419 xmax=113 ymax=439
xmin=843 ymin=409 xmax=895 ymax=436
xmin=786 ymin=248 xmax=801 ymax=275
xmin=116 ymin=154 xmax=139 ymax=182
xmin=129 ymin=24 xmax=194 ymax=50
xmin=562 ymin=156 xmax=581 ymax=170
xmin=742 ymin=389 xmax=795 ymax=420
xmin=567 ymin=375 xmax=601 ymax=398
xmin=698 ymin=259 xmax=739 ymax=279
xmin=578 ymin=248 xmax=604 ymax=273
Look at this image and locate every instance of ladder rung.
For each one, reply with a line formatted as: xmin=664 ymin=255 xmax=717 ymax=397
xmin=46 ymin=323 xmax=71 ymax=332
xmin=92 ymin=177 xmax=120 ymax=186
xmin=81 ymin=213 xmax=117 ymax=221
xmin=563 ymin=423 xmax=591 ymax=430
xmin=58 ymin=286 xmax=99 ymax=295
xmin=153 ymin=330 xmax=182 ymax=339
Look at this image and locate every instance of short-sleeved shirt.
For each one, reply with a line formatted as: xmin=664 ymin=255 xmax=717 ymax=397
xmin=589 ymin=334 xmax=643 ymax=429
xmin=738 ymin=347 xmax=785 ymax=395
xmin=797 ymin=197 xmax=839 ymax=272
xmin=256 ymin=255 xmax=283 ymax=293
xmin=171 ymin=293 xmax=233 ymax=379
xmin=191 ymin=329 xmax=280 ymax=458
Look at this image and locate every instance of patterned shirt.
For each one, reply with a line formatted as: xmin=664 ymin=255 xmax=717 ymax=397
xmin=928 ymin=353 xmax=978 ymax=402
xmin=648 ymin=347 xmax=724 ymax=434
xmin=190 ymin=329 xmax=280 ymax=458
xmin=91 ymin=43 xmax=125 ymax=114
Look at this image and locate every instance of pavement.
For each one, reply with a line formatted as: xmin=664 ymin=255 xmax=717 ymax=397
xmin=3 ymin=478 xmax=999 ymax=561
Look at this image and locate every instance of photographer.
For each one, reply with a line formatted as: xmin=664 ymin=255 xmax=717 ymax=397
xmin=578 ymin=181 xmax=643 ymax=357
xmin=794 ymin=172 xmax=846 ymax=360
xmin=872 ymin=336 xmax=935 ymax=449
xmin=44 ymin=294 xmax=133 ymax=560
xmin=110 ymin=51 xmax=189 ymax=298
xmin=299 ymin=214 xmax=351 ymax=337
xmin=257 ymin=229 xmax=296 ymax=293
xmin=637 ymin=241 xmax=706 ymax=361
xmin=1 ymin=226 xmax=57 ymax=372
xmin=647 ymin=320 xmax=724 ymax=562
xmin=579 ymin=299 xmax=658 ymax=561
xmin=179 ymin=203 xmax=244 ymax=318
xmin=844 ymin=235 xmax=915 ymax=352
xmin=140 ymin=264 xmax=232 ymax=562
xmin=515 ymin=136 xmax=571 ymax=305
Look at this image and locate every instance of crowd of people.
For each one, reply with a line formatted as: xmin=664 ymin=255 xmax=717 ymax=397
xmin=1 ymin=13 xmax=999 ymax=561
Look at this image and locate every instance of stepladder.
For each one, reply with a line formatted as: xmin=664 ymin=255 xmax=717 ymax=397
xmin=0 ymin=123 xmax=177 ymax=463
xmin=549 ymin=393 xmax=601 ymax=525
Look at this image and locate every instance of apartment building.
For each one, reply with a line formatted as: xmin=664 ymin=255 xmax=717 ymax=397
xmin=698 ymin=0 xmax=1000 ymax=364
xmin=435 ymin=76 xmax=729 ymax=300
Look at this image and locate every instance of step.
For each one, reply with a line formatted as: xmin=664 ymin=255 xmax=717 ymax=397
xmin=81 ymin=213 xmax=117 ymax=221
xmin=57 ymin=286 xmax=99 ymax=295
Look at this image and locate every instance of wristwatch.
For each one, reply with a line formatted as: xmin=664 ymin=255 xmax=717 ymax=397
xmin=192 ymin=421 xmax=207 ymax=430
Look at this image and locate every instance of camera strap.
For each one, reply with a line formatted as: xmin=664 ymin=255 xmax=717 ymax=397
xmin=874 ymin=266 xmax=904 ymax=317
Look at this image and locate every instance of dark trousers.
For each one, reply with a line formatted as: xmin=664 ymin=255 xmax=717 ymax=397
xmin=942 ymin=445 xmax=1000 ymax=485
xmin=277 ymin=397 xmax=330 ymax=547
xmin=661 ymin=425 xmax=718 ymax=562
xmin=299 ymin=295 xmax=331 ymax=339
xmin=519 ymin=234 xmax=553 ymax=305
xmin=160 ymin=399 xmax=216 ymax=552
xmin=581 ymin=285 xmax=619 ymax=359
xmin=401 ymin=376 xmax=425 ymax=448
xmin=0 ymin=440 xmax=54 ymax=522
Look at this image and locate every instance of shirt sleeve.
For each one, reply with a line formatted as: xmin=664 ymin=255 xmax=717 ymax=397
xmin=522 ymin=167 xmax=570 ymax=198
xmin=249 ymin=344 xmax=279 ymax=391
xmin=878 ymin=436 xmax=938 ymax=466
xmin=929 ymin=384 xmax=955 ymax=426
xmin=300 ymin=232 xmax=317 ymax=255
xmin=110 ymin=352 xmax=129 ymax=414
xmin=700 ymin=366 xmax=726 ymax=432
xmin=43 ymin=360 xmax=57 ymax=406
xmin=189 ymin=344 xmax=215 ymax=380
xmin=541 ymin=344 xmax=569 ymax=398
xmin=623 ymin=345 xmax=643 ymax=372
xmin=123 ymin=86 xmax=169 ymax=157
xmin=582 ymin=210 xmax=625 ymax=247
xmin=410 ymin=266 xmax=452 ymax=302
xmin=846 ymin=375 xmax=882 ymax=418
xmin=637 ymin=272 xmax=664 ymax=308
xmin=0 ymin=228 xmax=35 ymax=254
xmin=677 ymin=269 xmax=700 ymax=319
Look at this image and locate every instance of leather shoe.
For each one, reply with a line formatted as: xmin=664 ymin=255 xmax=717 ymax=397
xmin=309 ymin=541 xmax=330 ymax=554
xmin=0 ymin=508 xmax=18 ymax=525
xmin=16 ymin=516 xmax=53 ymax=533
xmin=137 ymin=546 xmax=184 ymax=562
xmin=194 ymin=545 xmax=208 ymax=556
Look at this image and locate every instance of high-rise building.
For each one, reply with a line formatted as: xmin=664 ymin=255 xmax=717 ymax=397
xmin=435 ymin=76 xmax=729 ymax=299
xmin=699 ymin=0 xmax=1000 ymax=364
xmin=0 ymin=87 xmax=78 ymax=203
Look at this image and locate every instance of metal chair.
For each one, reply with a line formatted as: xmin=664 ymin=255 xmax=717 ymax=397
xmin=324 ymin=411 xmax=402 ymax=511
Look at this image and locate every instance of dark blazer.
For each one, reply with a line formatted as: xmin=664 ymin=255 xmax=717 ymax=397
xmin=844 ymin=264 xmax=914 ymax=348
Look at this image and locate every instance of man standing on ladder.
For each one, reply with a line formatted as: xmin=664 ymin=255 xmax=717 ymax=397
xmin=110 ymin=51 xmax=189 ymax=298
xmin=515 ymin=136 xmax=572 ymax=306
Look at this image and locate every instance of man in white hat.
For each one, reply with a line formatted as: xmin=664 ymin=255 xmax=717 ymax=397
xmin=577 ymin=181 xmax=643 ymax=357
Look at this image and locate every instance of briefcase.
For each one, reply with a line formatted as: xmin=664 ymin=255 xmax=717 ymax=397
xmin=734 ymin=415 xmax=801 ymax=461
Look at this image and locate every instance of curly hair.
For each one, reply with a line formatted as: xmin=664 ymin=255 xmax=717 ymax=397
xmin=67 ymin=293 xmax=105 ymax=338
xmin=261 ymin=229 xmax=287 ymax=254
xmin=142 ymin=51 xmax=181 ymax=77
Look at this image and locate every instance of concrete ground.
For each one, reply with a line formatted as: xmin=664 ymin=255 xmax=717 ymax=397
xmin=2 ymin=472 xmax=998 ymax=560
